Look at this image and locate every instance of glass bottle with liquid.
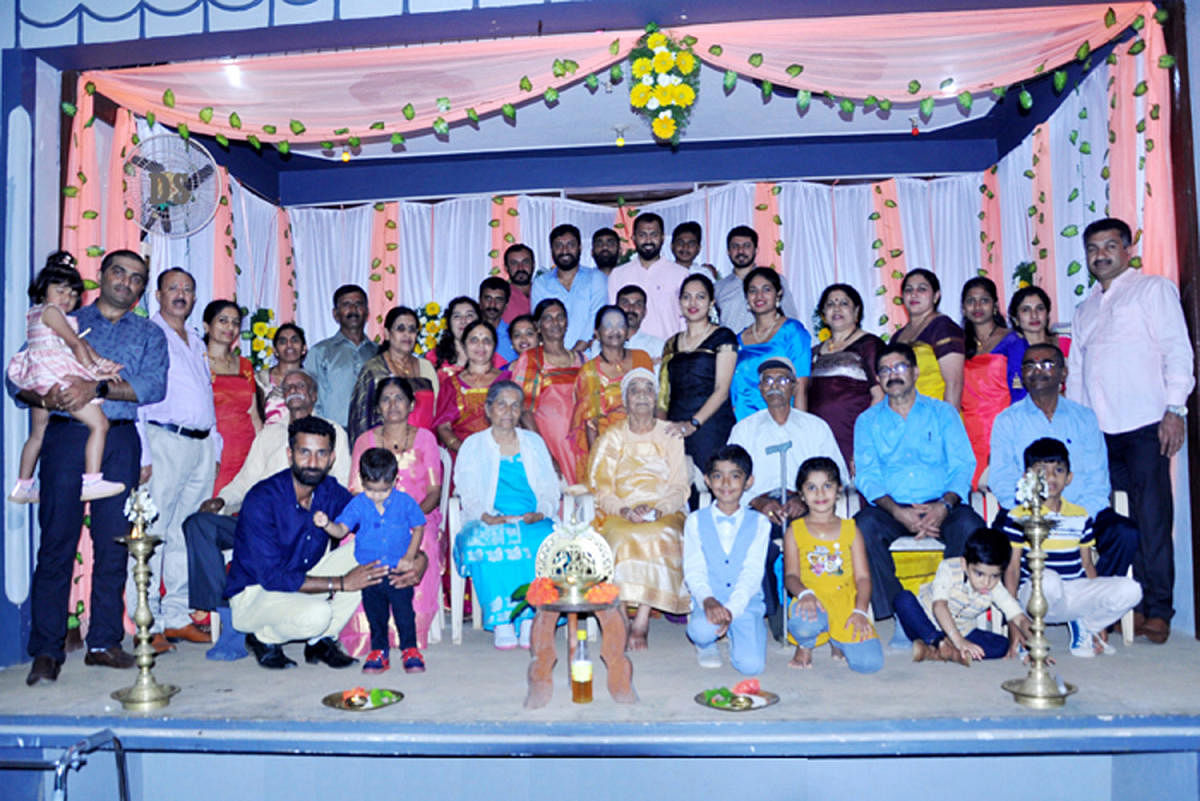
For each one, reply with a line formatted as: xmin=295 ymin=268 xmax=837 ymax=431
xmin=571 ymin=627 xmax=593 ymax=704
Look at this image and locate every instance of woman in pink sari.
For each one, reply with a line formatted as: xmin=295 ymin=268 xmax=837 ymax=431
xmin=509 ymin=298 xmax=583 ymax=483
xmin=340 ymin=376 xmax=444 ymax=653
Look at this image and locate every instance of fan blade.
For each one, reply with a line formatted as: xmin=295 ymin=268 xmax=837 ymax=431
xmin=186 ymin=164 xmax=214 ymax=190
xmin=129 ymin=155 xmax=165 ymax=172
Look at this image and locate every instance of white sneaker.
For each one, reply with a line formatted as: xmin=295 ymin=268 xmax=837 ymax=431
xmin=1068 ymin=620 xmax=1097 ymax=658
xmin=81 ymin=478 xmax=125 ymax=502
xmin=493 ymin=623 xmax=518 ymax=650
xmin=696 ymin=642 xmax=722 ymax=669
xmin=518 ymin=618 xmax=533 ymax=649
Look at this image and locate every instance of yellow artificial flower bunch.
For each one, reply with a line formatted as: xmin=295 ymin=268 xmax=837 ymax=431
xmin=627 ymin=23 xmax=700 ymax=146
xmin=414 ymin=302 xmax=446 ymax=356
xmin=241 ymin=306 xmax=279 ymax=371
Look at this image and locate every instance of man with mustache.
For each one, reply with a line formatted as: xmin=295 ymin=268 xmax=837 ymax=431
xmin=501 ymin=244 xmax=535 ymax=324
xmin=606 ymin=212 xmax=689 ymax=340
xmin=531 ymin=223 xmax=608 ymax=353
xmin=224 ymin=415 xmax=428 ymax=669
xmin=670 ymin=221 xmax=718 ymax=280
xmin=181 ymin=370 xmax=351 ymax=660
xmin=728 ymin=357 xmax=846 ymax=640
xmin=309 ymin=284 xmax=374 ymax=428
xmin=590 ymin=227 xmax=621 ymax=277
xmin=1067 ymin=217 xmax=1194 ymax=644
xmin=853 ymin=341 xmax=982 ymax=648
xmin=479 ymin=276 xmax=517 ymax=362
xmin=132 ymin=267 xmax=221 ymax=652
xmin=714 ymin=226 xmax=801 ymax=335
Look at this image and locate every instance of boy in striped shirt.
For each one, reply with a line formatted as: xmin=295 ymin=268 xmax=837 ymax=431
xmin=998 ymin=438 xmax=1142 ymax=657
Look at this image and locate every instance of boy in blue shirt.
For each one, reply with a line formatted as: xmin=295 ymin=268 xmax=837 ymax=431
xmin=683 ymin=445 xmax=771 ymax=675
xmin=314 ymin=447 xmax=426 ymax=674
xmin=998 ymin=437 xmax=1142 ymax=658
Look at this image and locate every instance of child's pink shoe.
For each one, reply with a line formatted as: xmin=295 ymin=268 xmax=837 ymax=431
xmin=8 ymin=479 xmax=38 ymax=504
xmin=81 ymin=475 xmax=125 ymax=502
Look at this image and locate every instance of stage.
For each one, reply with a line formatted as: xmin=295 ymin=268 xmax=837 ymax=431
xmin=0 ymin=617 xmax=1198 ymax=800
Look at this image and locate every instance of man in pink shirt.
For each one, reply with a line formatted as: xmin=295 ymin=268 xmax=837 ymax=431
xmin=500 ymin=244 xmax=534 ymax=323
xmin=606 ymin=213 xmax=689 ymax=340
xmin=1067 ymin=217 xmax=1194 ymax=644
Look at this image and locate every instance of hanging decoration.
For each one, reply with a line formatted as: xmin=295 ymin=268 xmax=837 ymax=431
xmin=241 ymin=307 xmax=277 ymax=371
xmin=628 ymin=23 xmax=700 ymax=145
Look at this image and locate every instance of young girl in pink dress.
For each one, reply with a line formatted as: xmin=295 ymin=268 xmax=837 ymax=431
xmin=7 ymin=252 xmax=125 ymax=503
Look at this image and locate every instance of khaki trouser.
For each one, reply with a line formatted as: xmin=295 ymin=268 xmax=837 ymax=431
xmin=230 ymin=545 xmax=360 ymax=644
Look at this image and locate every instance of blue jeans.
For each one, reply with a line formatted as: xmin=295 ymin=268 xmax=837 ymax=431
xmin=892 ymin=590 xmax=1009 ymax=659
xmin=687 ymin=600 xmax=767 ymax=676
xmin=786 ymin=607 xmax=883 ymax=674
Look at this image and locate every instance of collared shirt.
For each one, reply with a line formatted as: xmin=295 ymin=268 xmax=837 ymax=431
xmin=683 ymin=505 xmax=771 ymax=618
xmin=729 ymin=408 xmax=849 ymax=506
xmin=1066 ymin=267 xmax=1194 ymax=434
xmin=853 ymin=393 xmax=974 ymax=505
xmin=216 ymin=416 xmax=352 ymax=515
xmin=531 ymin=266 xmax=609 ymax=351
xmin=138 ymin=313 xmax=220 ymax=466
xmin=224 ymin=469 xmax=352 ymax=597
xmin=501 ymin=288 xmax=531 ymax=323
xmin=998 ymin=501 xmax=1094 ymax=582
xmin=607 ymin=257 xmax=690 ymax=340
xmin=989 ymin=395 xmax=1109 ymax=515
xmin=714 ymin=270 xmax=802 ymax=335
xmin=495 ymin=319 xmax=517 ymax=363
xmin=918 ymin=557 xmax=1023 ymax=636
xmin=308 ymin=331 xmax=377 ymax=427
xmin=337 ymin=488 xmax=425 ymax=568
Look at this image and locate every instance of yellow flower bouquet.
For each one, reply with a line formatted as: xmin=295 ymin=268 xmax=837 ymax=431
xmin=414 ymin=301 xmax=444 ymax=356
xmin=628 ymin=23 xmax=699 ymax=146
xmin=240 ymin=307 xmax=278 ymax=371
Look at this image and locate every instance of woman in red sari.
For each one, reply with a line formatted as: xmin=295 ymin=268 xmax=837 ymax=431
xmin=204 ymin=300 xmax=262 ymax=495
xmin=341 ymin=376 xmax=444 ymax=653
xmin=434 ymin=320 xmax=511 ymax=457
xmin=509 ymin=299 xmax=583 ymax=483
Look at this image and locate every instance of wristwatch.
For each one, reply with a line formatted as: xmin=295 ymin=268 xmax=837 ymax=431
xmin=95 ymin=380 xmax=110 ymax=399
xmin=690 ymin=416 xmax=702 ymax=428
xmin=1167 ymin=404 xmax=1188 ymax=418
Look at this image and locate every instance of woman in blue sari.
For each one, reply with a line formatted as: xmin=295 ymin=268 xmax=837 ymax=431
xmin=453 ymin=380 xmax=560 ymax=650
xmin=729 ymin=267 xmax=812 ymax=419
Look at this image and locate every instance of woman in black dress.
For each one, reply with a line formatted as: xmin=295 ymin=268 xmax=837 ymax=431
xmin=658 ymin=274 xmax=738 ymax=474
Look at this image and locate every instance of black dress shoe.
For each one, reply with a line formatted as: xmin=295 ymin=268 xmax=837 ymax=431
xmin=26 ymin=655 xmax=62 ymax=686
xmin=304 ymin=637 xmax=357 ymax=668
xmin=245 ymin=633 xmax=296 ymax=670
xmin=83 ymin=646 xmax=136 ymax=669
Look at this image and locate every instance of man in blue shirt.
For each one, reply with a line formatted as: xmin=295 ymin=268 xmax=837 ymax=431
xmin=853 ymin=342 xmax=984 ymax=626
xmin=14 ymin=250 xmax=168 ymax=685
xmin=308 ymin=284 xmax=376 ymax=427
xmin=225 ymin=416 xmax=427 ymax=669
xmin=531 ymin=223 xmax=608 ymax=353
xmin=479 ymin=276 xmax=517 ymax=363
xmin=989 ymin=343 xmax=1138 ymax=581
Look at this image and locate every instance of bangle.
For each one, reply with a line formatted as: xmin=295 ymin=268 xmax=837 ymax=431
xmin=848 ymin=609 xmax=869 ymax=621
xmin=326 ymin=577 xmax=334 ymax=600
xmin=795 ymin=589 xmax=816 ymax=602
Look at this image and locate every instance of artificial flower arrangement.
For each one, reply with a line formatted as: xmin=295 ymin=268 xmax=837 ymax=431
xmin=509 ymin=578 xmax=621 ymax=620
xmin=628 ymin=23 xmax=699 ymax=145
xmin=241 ymin=306 xmax=277 ymax=371
xmin=415 ymin=301 xmax=444 ymax=356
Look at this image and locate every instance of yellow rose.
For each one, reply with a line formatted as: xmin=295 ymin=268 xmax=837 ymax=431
xmin=652 ymin=113 xmax=677 ymax=140
xmin=631 ymin=83 xmax=652 ymax=108
xmin=676 ymin=50 xmax=696 ymax=75
xmin=631 ymin=57 xmax=652 ymax=79
xmin=646 ymin=32 xmax=667 ymax=50
xmin=652 ymin=50 xmax=675 ymax=74
xmin=652 ymin=86 xmax=673 ymax=107
xmin=673 ymin=83 xmax=696 ymax=107
xmin=424 ymin=302 xmax=440 ymax=316
xmin=251 ymin=337 xmax=266 ymax=352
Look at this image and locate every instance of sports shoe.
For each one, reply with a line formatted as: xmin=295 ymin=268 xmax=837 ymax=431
xmin=493 ymin=623 xmax=518 ymax=650
xmin=362 ymin=649 xmax=390 ymax=674
xmin=304 ymin=636 xmax=357 ymax=668
xmin=1068 ymin=620 xmax=1099 ymax=658
xmin=401 ymin=647 xmax=426 ymax=673
xmin=696 ymin=642 xmax=722 ymax=669
xmin=8 ymin=480 xmax=38 ymax=504
xmin=81 ymin=477 xmax=125 ymax=502
xmin=518 ymin=618 xmax=533 ymax=649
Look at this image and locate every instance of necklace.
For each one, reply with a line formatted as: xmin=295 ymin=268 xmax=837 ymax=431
xmin=749 ymin=313 xmax=783 ymax=344
xmin=681 ymin=323 xmax=714 ymax=352
xmin=382 ymin=424 xmax=412 ymax=454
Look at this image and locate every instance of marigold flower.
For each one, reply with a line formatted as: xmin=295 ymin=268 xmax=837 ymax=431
xmin=252 ymin=321 xmax=269 ymax=337
xmin=526 ymin=577 xmax=560 ymax=606
xmin=676 ymin=50 xmax=696 ymax=75
xmin=652 ymin=85 xmax=674 ymax=107
xmin=818 ymin=327 xmax=832 ymax=342
xmin=630 ymin=83 xmax=652 ymax=108
xmin=646 ymin=32 xmax=667 ymax=50
xmin=251 ymin=337 xmax=266 ymax=352
xmin=631 ymin=57 xmax=653 ymax=79
xmin=673 ymin=83 xmax=696 ymax=107
xmin=424 ymin=320 xmax=438 ymax=334
xmin=652 ymin=112 xmax=677 ymax=140
xmin=652 ymin=50 xmax=675 ymax=74
xmin=424 ymin=302 xmax=440 ymax=316
xmin=584 ymin=582 xmax=619 ymax=604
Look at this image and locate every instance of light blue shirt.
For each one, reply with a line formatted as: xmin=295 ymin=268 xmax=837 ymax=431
xmin=989 ymin=395 xmax=1110 ymax=515
xmin=495 ymin=319 xmax=517 ymax=363
xmin=530 ymin=266 xmax=608 ymax=350
xmin=308 ymin=330 xmax=377 ymax=427
xmin=853 ymin=393 xmax=974 ymax=505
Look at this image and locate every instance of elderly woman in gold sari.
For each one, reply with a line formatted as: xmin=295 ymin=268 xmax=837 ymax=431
xmin=588 ymin=367 xmax=690 ymax=650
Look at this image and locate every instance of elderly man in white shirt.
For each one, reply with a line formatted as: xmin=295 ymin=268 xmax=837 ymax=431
xmin=1067 ymin=217 xmax=1194 ymax=643
xmin=728 ymin=356 xmax=847 ymax=641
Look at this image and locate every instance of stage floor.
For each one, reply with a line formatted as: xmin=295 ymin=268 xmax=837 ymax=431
xmin=1 ymin=617 xmax=1199 ymax=759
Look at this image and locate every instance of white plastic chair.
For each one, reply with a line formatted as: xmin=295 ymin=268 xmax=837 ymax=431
xmin=425 ymin=447 xmax=453 ymax=645
xmin=1112 ymin=490 xmax=1135 ymax=646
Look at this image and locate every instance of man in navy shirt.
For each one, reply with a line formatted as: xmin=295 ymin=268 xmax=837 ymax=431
xmin=14 ymin=250 xmax=168 ymax=686
xmin=225 ymin=416 xmax=427 ymax=669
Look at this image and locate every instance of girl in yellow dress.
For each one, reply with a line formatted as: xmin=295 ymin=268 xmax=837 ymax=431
xmin=783 ymin=457 xmax=883 ymax=673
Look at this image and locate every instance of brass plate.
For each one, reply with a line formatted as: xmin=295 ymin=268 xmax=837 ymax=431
xmin=694 ymin=690 xmax=780 ymax=712
xmin=322 ymin=688 xmax=404 ymax=711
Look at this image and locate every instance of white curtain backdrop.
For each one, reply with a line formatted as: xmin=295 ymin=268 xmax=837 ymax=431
xmin=829 ymin=184 xmax=879 ymax=331
xmin=231 ymin=176 xmax=280 ymax=316
xmin=697 ymin=183 xmax=757 ymax=276
xmin=997 ymin=134 xmax=1035 ymax=311
xmin=639 ymin=189 xmax=716 ymax=270
xmin=517 ymin=196 xmax=617 ymax=274
xmin=288 ymin=204 xmax=373 ymax=344
xmin=779 ymin=181 xmax=837 ymax=333
xmin=896 ymin=178 xmax=934 ymax=273
xmin=429 ymin=196 xmax=490 ymax=305
xmin=929 ymin=174 xmax=984 ymax=311
xmin=397 ymin=201 xmax=434 ymax=311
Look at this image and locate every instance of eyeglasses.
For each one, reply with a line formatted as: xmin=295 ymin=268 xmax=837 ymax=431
xmin=877 ymin=362 xmax=913 ymax=377
xmin=1021 ymin=359 xmax=1059 ymax=372
xmin=759 ymin=375 xmax=794 ymax=388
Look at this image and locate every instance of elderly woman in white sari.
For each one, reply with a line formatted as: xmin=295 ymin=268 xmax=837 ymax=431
xmin=453 ymin=380 xmax=560 ymax=650
xmin=588 ymin=367 xmax=690 ymax=650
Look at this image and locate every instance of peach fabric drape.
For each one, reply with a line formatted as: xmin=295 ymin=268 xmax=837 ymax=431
xmin=368 ymin=201 xmax=400 ymax=341
xmin=979 ymin=167 xmax=1005 ymax=309
xmin=753 ymin=182 xmax=781 ymax=271
xmin=491 ymin=195 xmax=521 ymax=278
xmin=103 ymin=108 xmax=142 ymax=257
xmin=276 ymin=208 xmax=297 ymax=322
xmin=1031 ymin=126 xmax=1058 ymax=302
xmin=872 ymin=180 xmax=907 ymax=333
xmin=61 ymin=76 xmax=101 ymax=285
xmin=1141 ymin=23 xmax=1177 ymax=283
xmin=212 ymin=167 xmax=236 ymax=302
